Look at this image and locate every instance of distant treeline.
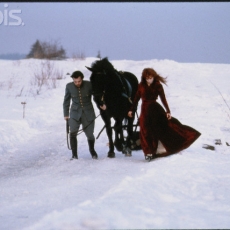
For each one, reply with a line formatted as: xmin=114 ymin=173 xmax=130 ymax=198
xmin=0 ymin=53 xmax=26 ymax=60
xmin=26 ymin=40 xmax=66 ymax=60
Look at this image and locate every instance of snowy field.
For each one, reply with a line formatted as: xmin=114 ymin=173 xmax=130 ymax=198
xmin=0 ymin=57 xmax=230 ymax=229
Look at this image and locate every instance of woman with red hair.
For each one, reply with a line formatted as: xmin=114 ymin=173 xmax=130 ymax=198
xmin=128 ymin=68 xmax=201 ymax=161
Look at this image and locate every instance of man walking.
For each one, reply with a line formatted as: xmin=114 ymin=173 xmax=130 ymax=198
xmin=63 ymin=70 xmax=98 ymax=160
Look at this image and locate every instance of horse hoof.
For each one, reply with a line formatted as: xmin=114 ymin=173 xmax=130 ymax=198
xmin=107 ymin=152 xmax=115 ymax=158
xmin=122 ymin=149 xmax=126 ymax=154
xmin=123 ymin=147 xmax=132 ymax=156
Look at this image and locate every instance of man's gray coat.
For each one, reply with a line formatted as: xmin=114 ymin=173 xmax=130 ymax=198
xmin=63 ymin=81 xmax=96 ymax=121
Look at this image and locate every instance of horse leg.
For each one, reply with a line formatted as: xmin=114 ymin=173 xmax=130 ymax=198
xmin=101 ymin=112 xmax=115 ymax=158
xmin=114 ymin=119 xmax=124 ymax=152
xmin=123 ymin=116 xmax=135 ymax=156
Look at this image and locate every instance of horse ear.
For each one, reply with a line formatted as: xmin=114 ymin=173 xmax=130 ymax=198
xmin=85 ymin=66 xmax=93 ymax=72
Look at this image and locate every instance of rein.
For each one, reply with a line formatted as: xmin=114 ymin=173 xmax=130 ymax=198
xmin=66 ymin=113 xmax=101 ymax=150
xmin=96 ymin=111 xmax=140 ymax=140
xmin=76 ymin=113 xmax=101 ymax=136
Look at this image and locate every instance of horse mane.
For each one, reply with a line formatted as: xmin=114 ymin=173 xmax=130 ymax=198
xmin=90 ymin=57 xmax=115 ymax=73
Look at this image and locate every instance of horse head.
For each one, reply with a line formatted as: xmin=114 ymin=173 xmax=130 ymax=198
xmin=86 ymin=57 xmax=114 ymax=73
xmin=86 ymin=57 xmax=116 ymax=108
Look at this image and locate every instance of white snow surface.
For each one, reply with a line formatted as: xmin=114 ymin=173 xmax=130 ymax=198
xmin=0 ymin=58 xmax=230 ymax=230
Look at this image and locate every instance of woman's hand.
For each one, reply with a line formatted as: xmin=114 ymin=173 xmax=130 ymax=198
xmin=128 ymin=111 xmax=133 ymax=117
xmin=166 ymin=113 xmax=171 ymax=120
xmin=100 ymin=104 xmax=107 ymax=110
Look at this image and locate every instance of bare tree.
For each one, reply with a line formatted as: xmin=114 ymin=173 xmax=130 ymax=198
xmin=30 ymin=60 xmax=64 ymax=95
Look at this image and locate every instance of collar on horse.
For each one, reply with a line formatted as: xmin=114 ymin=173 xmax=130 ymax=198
xmin=115 ymin=70 xmax=133 ymax=104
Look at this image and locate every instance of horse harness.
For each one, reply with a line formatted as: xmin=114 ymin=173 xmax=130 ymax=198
xmin=99 ymin=70 xmax=133 ymax=104
xmin=115 ymin=71 xmax=133 ymax=104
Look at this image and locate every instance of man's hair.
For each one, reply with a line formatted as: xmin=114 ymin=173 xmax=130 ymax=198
xmin=71 ymin=71 xmax=84 ymax=79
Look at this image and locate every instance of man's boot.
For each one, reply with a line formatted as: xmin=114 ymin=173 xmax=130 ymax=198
xmin=88 ymin=139 xmax=98 ymax=159
xmin=70 ymin=133 xmax=78 ymax=160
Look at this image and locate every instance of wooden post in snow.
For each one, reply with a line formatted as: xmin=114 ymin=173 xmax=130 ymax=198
xmin=21 ymin=102 xmax=26 ymax=119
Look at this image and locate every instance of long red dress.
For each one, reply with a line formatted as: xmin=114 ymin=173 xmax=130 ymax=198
xmin=131 ymin=80 xmax=201 ymax=157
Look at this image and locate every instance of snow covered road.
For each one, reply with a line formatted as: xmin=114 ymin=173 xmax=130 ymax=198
xmin=0 ymin=58 xmax=230 ymax=229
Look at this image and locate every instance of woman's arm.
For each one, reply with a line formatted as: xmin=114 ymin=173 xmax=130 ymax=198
xmin=158 ymin=83 xmax=171 ymax=119
xmin=128 ymin=84 xmax=141 ymax=117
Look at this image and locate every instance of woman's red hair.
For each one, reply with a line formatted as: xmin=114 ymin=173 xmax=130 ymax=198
xmin=141 ymin=68 xmax=167 ymax=85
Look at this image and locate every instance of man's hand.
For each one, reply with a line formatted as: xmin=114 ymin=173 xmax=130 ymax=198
xmin=64 ymin=116 xmax=69 ymax=120
xmin=100 ymin=104 xmax=106 ymax=110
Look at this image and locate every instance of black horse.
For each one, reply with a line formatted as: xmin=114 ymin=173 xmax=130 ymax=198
xmin=86 ymin=57 xmax=138 ymax=158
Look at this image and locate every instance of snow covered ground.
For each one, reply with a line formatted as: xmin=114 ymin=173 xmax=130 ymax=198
xmin=0 ymin=58 xmax=230 ymax=230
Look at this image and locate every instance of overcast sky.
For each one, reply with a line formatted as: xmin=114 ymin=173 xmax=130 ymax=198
xmin=1 ymin=2 xmax=230 ymax=63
